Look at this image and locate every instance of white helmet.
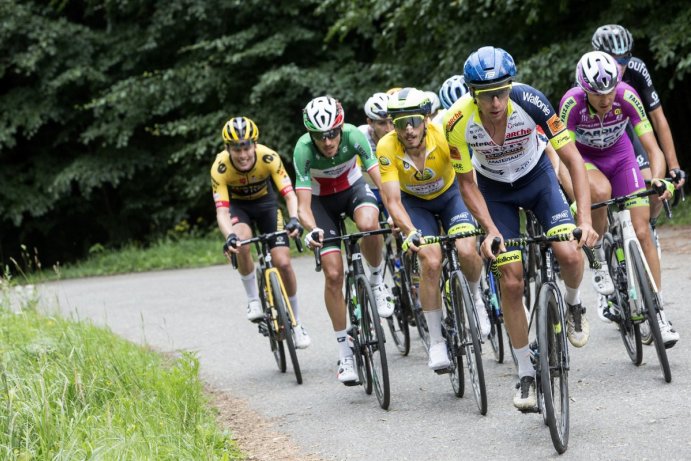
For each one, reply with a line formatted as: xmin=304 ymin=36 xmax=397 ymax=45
xmin=592 ymin=24 xmax=633 ymax=56
xmin=364 ymin=92 xmax=390 ymax=121
xmin=425 ymin=91 xmax=441 ymax=114
xmin=302 ymin=96 xmax=345 ymax=132
xmin=576 ymin=51 xmax=620 ymax=94
xmin=438 ymin=75 xmax=469 ymax=109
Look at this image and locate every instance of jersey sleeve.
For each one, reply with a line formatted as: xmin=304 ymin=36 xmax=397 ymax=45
xmin=375 ymin=132 xmax=399 ymax=184
xmin=351 ymin=127 xmax=378 ymax=172
xmin=558 ymin=91 xmax=579 ymax=143
xmin=625 ymin=58 xmax=661 ymax=113
xmin=442 ymin=101 xmax=474 ymax=174
xmin=263 ymin=149 xmax=294 ymax=197
xmin=210 ymin=153 xmax=230 ymax=208
xmin=621 ymin=86 xmax=654 ymax=137
xmin=292 ymin=136 xmax=313 ymax=191
xmin=514 ymin=85 xmax=571 ymax=150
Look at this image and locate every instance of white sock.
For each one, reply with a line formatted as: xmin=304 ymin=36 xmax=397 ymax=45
xmin=593 ymin=239 xmax=605 ymax=261
xmin=564 ymin=285 xmax=580 ymax=306
xmin=368 ymin=260 xmax=385 ymax=285
xmin=468 ymin=278 xmax=483 ymax=303
xmin=423 ymin=308 xmax=444 ymax=344
xmin=288 ymin=295 xmax=300 ymax=323
xmin=240 ymin=272 xmax=259 ymax=301
xmin=513 ymin=344 xmax=535 ymax=379
xmin=335 ymin=329 xmax=352 ymax=359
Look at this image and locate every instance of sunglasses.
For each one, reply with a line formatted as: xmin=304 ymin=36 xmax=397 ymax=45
xmin=310 ymin=128 xmax=342 ymax=142
xmin=474 ymin=83 xmax=512 ymax=102
xmin=392 ymin=114 xmax=425 ymax=130
xmin=225 ymin=140 xmax=254 ymax=150
xmin=613 ymin=53 xmax=632 ymax=66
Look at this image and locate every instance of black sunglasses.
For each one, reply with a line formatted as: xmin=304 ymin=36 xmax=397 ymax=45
xmin=311 ymin=128 xmax=342 ymax=142
xmin=225 ymin=140 xmax=254 ymax=149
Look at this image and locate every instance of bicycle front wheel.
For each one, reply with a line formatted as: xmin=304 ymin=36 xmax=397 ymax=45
xmin=357 ymin=275 xmax=391 ymax=410
xmin=629 ymin=242 xmax=671 ymax=383
xmin=452 ymin=271 xmax=487 ymax=415
xmin=537 ymin=282 xmax=569 ymax=454
xmin=270 ymin=272 xmax=302 ymax=384
xmin=604 ymin=234 xmax=642 ymax=365
xmin=482 ymin=267 xmax=504 ymax=363
xmin=385 ymin=256 xmax=411 ymax=356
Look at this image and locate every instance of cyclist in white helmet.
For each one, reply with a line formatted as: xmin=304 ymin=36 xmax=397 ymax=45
xmin=433 ymin=75 xmax=469 ymax=126
xmin=358 ymin=92 xmax=394 ymax=207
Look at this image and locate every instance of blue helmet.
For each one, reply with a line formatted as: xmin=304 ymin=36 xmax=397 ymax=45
xmin=463 ymin=46 xmax=517 ymax=89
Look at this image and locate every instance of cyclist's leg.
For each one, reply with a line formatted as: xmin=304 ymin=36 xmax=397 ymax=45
xmin=628 ymin=121 xmax=661 ymax=219
xmin=351 ymin=182 xmax=384 ymax=269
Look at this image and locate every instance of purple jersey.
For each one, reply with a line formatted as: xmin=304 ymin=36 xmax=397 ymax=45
xmin=559 ymin=82 xmax=653 ymax=158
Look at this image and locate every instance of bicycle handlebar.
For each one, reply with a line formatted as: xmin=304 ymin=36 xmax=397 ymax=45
xmin=312 ymin=227 xmax=392 ymax=272
xmin=230 ymin=229 xmax=302 ymax=270
xmin=592 ymin=185 xmax=672 ymax=219
xmin=417 ymin=228 xmax=486 ymax=246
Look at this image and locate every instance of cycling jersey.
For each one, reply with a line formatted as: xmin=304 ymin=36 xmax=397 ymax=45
xmin=559 ymin=83 xmax=650 ymax=200
xmin=377 ymin=122 xmax=457 ymax=200
xmin=443 ymin=83 xmax=571 ymax=183
xmin=559 ymin=82 xmax=652 ymax=156
xmin=293 ymin=123 xmax=378 ymax=196
xmin=211 ymin=144 xmax=294 ymax=208
xmin=623 ymin=57 xmax=661 ymax=113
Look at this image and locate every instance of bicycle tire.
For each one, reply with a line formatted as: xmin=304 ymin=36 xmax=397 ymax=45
xmin=604 ymin=234 xmax=642 ymax=365
xmin=260 ymin=268 xmax=286 ymax=373
xmin=385 ymin=255 xmax=411 ymax=356
xmin=482 ymin=266 xmax=504 ymax=363
xmin=357 ymin=275 xmax=391 ymax=409
xmin=537 ymin=282 xmax=569 ymax=454
xmin=269 ymin=272 xmax=302 ymax=384
xmin=629 ymin=242 xmax=671 ymax=383
xmin=444 ymin=277 xmax=465 ymax=398
xmin=452 ymin=271 xmax=487 ymax=415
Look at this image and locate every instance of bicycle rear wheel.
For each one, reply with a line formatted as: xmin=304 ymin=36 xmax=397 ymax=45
xmin=385 ymin=255 xmax=411 ymax=355
xmin=452 ymin=271 xmax=487 ymax=415
xmin=604 ymin=234 xmax=642 ymax=365
xmin=537 ymin=282 xmax=569 ymax=454
xmin=357 ymin=275 xmax=391 ymax=409
xmin=629 ymin=242 xmax=671 ymax=383
xmin=270 ymin=272 xmax=302 ymax=384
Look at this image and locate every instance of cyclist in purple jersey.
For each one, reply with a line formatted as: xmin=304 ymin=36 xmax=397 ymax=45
xmin=560 ymin=51 xmax=678 ymax=346
xmin=592 ymin=25 xmax=685 ymax=193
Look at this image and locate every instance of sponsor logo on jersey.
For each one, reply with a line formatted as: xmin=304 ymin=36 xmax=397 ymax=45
xmin=546 ymin=114 xmax=565 ymax=136
xmin=629 ymin=59 xmax=653 ymax=87
xmin=506 ymin=128 xmax=532 ymax=140
xmin=378 ymin=156 xmax=391 ymax=166
xmin=522 ymin=92 xmax=551 ymax=116
xmin=450 ymin=146 xmax=461 ymax=160
xmin=445 ymin=110 xmax=463 ymax=132
xmin=413 ymin=168 xmax=435 ymax=181
xmin=217 ymin=163 xmax=227 ymax=174
xmin=551 ymin=210 xmax=570 ymax=224
xmin=262 ymin=154 xmax=274 ymax=164
xmin=651 ymin=91 xmax=659 ymax=104
xmin=559 ymin=97 xmax=576 ymax=121
xmin=624 ymin=90 xmax=646 ymax=118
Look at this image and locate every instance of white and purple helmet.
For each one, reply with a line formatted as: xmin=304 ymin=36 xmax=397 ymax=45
xmin=576 ymin=51 xmax=620 ymax=94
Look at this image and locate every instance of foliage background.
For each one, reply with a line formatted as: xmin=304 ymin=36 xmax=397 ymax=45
xmin=2 ymin=0 xmax=690 ymax=268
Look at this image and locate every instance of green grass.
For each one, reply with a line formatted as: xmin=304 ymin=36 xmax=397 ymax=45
xmin=0 ymin=294 xmax=242 ymax=460
xmin=655 ymin=194 xmax=691 ymax=226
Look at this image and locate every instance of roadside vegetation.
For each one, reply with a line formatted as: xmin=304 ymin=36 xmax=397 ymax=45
xmin=0 ymin=289 xmax=242 ymax=460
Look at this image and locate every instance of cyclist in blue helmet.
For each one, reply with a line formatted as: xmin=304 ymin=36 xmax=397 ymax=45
xmin=444 ymin=46 xmax=597 ymax=411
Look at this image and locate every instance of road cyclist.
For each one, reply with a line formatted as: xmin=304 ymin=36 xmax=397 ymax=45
xmin=443 ymin=46 xmax=598 ymax=411
xmin=212 ymin=116 xmax=310 ymax=349
xmin=293 ymin=96 xmax=394 ymax=385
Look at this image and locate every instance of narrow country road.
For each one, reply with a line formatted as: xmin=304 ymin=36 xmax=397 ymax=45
xmin=38 ymin=226 xmax=691 ymax=460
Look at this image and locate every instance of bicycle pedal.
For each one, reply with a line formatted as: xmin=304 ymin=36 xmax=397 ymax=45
xmin=518 ymin=405 xmax=540 ymax=414
xmin=342 ymin=379 xmax=360 ymax=387
xmin=257 ymin=321 xmax=269 ymax=337
xmin=434 ymin=367 xmax=452 ymax=375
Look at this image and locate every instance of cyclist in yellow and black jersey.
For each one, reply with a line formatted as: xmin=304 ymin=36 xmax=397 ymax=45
xmin=212 ymin=116 xmax=310 ymax=349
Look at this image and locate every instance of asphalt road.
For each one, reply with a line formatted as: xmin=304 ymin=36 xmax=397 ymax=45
xmin=38 ymin=226 xmax=691 ymax=460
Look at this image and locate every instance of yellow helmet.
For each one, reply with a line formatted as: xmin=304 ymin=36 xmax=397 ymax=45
xmin=222 ymin=117 xmax=259 ymax=144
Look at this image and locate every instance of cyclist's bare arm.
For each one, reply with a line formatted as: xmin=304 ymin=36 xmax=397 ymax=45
xmin=456 ymin=171 xmax=503 ymax=258
xmin=545 ymin=144 xmax=575 ymax=202
xmin=639 ymin=130 xmax=671 ymax=191
xmin=380 ymin=181 xmax=416 ymax=236
xmin=556 ymin=142 xmax=597 ymax=246
xmin=648 ymin=107 xmax=683 ymax=183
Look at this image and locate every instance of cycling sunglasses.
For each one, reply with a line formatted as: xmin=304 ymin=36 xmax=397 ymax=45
xmin=613 ymin=53 xmax=632 ymax=66
xmin=310 ymin=128 xmax=342 ymax=142
xmin=225 ymin=140 xmax=254 ymax=149
xmin=473 ymin=83 xmax=512 ymax=102
xmin=392 ymin=114 xmax=425 ymax=130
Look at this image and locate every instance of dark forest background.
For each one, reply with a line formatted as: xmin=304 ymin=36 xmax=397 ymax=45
xmin=2 ymin=0 xmax=690 ymax=269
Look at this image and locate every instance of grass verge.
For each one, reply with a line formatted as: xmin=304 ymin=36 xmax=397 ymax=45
xmin=0 ymin=292 xmax=242 ymax=460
